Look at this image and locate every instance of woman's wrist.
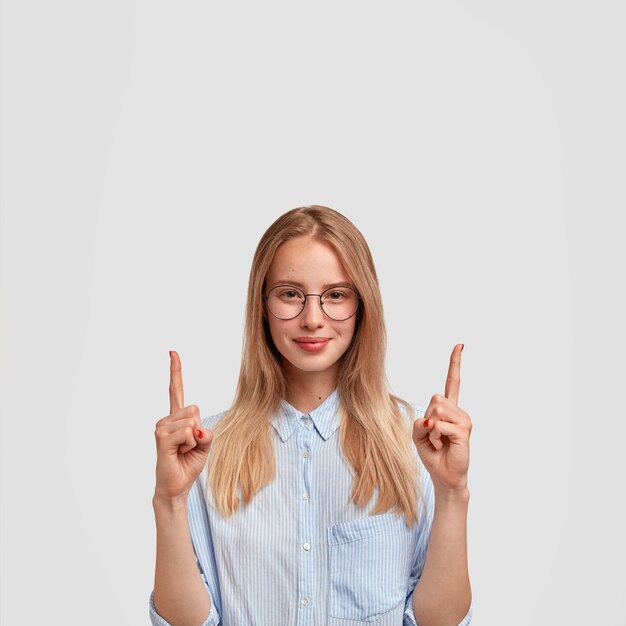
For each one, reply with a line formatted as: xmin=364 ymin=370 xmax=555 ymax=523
xmin=433 ymin=484 xmax=470 ymax=505
xmin=153 ymin=491 xmax=189 ymax=515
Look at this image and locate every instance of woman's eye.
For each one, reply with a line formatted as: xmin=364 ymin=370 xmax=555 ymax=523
xmin=326 ymin=291 xmax=346 ymax=301
xmin=279 ymin=290 xmax=300 ymax=299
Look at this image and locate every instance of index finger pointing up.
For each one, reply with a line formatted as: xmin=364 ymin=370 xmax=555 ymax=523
xmin=444 ymin=343 xmax=463 ymax=406
xmin=169 ymin=350 xmax=185 ymax=414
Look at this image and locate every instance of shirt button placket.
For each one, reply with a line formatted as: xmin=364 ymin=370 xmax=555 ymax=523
xmin=297 ymin=414 xmax=314 ymax=625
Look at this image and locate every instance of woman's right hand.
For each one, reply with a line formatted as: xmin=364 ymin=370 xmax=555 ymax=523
xmin=153 ymin=350 xmax=214 ymax=504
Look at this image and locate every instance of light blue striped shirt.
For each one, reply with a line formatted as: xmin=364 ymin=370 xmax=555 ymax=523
xmin=150 ymin=389 xmax=473 ymax=625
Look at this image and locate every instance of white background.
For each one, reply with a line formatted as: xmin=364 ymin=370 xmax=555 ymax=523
xmin=1 ymin=1 xmax=624 ymax=624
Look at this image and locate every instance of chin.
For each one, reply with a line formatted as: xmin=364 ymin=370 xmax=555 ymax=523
xmin=281 ymin=345 xmax=346 ymax=374
xmin=284 ymin=355 xmax=335 ymax=372
xmin=294 ymin=360 xmax=337 ymax=373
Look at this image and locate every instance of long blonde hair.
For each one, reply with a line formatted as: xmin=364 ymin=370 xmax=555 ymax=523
xmin=208 ymin=205 xmax=424 ymax=526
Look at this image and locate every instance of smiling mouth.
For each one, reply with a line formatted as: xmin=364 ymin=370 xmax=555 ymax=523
xmin=293 ymin=338 xmax=330 ymax=352
xmin=294 ymin=337 xmax=329 ymax=343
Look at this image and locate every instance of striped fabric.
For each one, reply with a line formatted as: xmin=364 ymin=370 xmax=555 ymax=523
xmin=149 ymin=389 xmax=473 ymax=625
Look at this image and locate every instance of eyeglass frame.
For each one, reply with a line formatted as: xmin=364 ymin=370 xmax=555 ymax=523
xmin=262 ymin=283 xmax=362 ymax=321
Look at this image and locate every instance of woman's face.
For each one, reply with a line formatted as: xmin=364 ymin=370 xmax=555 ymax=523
xmin=263 ymin=236 xmax=357 ymax=382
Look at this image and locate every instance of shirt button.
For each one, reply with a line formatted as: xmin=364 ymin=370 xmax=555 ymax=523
xmin=301 ymin=597 xmax=309 ymax=606
xmin=303 ymin=542 xmax=311 ymax=551
xmin=303 ymin=451 xmax=310 ymax=458
xmin=303 ymin=492 xmax=309 ymax=500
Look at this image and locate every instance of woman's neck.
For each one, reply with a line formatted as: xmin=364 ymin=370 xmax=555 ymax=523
xmin=282 ymin=360 xmax=338 ymax=414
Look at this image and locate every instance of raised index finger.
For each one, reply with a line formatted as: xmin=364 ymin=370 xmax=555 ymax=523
xmin=169 ymin=350 xmax=185 ymax=414
xmin=444 ymin=343 xmax=463 ymax=406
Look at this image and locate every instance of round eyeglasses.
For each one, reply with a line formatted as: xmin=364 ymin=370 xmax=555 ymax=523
xmin=262 ymin=284 xmax=360 ymax=321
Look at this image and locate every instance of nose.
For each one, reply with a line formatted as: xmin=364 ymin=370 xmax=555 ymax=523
xmin=300 ymin=294 xmax=325 ymax=328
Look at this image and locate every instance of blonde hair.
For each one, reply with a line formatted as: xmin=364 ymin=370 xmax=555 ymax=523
xmin=208 ymin=205 xmax=424 ymax=526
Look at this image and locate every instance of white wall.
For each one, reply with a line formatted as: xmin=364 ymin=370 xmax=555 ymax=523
xmin=2 ymin=1 xmax=624 ymax=624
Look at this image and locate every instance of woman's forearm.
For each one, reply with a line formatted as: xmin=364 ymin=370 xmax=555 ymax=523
xmin=412 ymin=488 xmax=472 ymax=626
xmin=153 ymin=495 xmax=211 ymax=626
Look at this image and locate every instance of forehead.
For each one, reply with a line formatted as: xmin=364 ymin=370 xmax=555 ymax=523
xmin=265 ymin=237 xmax=350 ymax=286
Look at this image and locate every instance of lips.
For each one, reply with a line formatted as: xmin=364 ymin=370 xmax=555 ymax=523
xmin=294 ymin=337 xmax=329 ymax=343
xmin=293 ymin=337 xmax=330 ymax=352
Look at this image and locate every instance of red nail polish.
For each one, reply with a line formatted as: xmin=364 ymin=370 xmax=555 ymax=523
xmin=424 ymin=419 xmax=430 ymax=427
xmin=196 ymin=429 xmax=203 ymax=439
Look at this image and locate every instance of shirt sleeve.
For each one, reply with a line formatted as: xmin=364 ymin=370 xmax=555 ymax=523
xmin=402 ymin=404 xmax=473 ymax=626
xmin=149 ymin=416 xmax=223 ymax=626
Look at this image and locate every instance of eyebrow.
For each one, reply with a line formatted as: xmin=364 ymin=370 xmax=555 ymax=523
xmin=270 ymin=280 xmax=352 ymax=290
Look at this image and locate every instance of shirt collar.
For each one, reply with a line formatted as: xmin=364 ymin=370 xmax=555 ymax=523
xmin=271 ymin=388 xmax=341 ymax=442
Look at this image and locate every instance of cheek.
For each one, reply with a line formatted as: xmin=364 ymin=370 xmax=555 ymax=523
xmin=337 ymin=320 xmax=356 ymax=343
xmin=267 ymin=317 xmax=293 ymax=347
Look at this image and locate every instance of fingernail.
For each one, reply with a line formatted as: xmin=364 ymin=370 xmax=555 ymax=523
xmin=196 ymin=429 xmax=203 ymax=439
xmin=424 ymin=419 xmax=430 ymax=427
xmin=169 ymin=351 xmax=172 ymax=358
xmin=461 ymin=344 xmax=464 ymax=352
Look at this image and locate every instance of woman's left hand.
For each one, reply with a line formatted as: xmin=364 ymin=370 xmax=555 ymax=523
xmin=412 ymin=344 xmax=472 ymax=496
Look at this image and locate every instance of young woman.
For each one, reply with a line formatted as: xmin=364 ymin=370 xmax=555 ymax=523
xmin=150 ymin=205 xmax=473 ymax=626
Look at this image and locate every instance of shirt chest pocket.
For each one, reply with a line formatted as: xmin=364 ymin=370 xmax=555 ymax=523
xmin=327 ymin=512 xmax=414 ymax=622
